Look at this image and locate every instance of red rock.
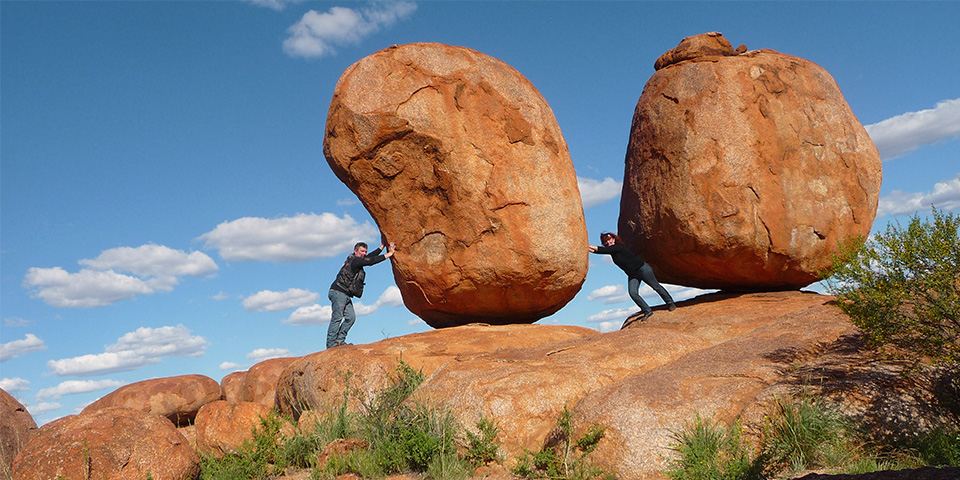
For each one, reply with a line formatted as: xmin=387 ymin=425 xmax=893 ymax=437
xmin=194 ymin=401 xmax=271 ymax=458
xmin=11 ymin=407 xmax=199 ymax=480
xmin=653 ymin=31 xmax=738 ymax=70
xmin=275 ymin=324 xmax=598 ymax=419
xmin=621 ymin=32 xmax=882 ymax=290
xmin=315 ymin=438 xmax=369 ymax=470
xmin=81 ymin=374 xmax=221 ymax=426
xmin=1 ymin=388 xmax=37 ymax=473
xmin=239 ymin=357 xmax=299 ymax=408
xmin=323 ymin=42 xmax=588 ymax=328
xmin=220 ymin=370 xmax=247 ymax=403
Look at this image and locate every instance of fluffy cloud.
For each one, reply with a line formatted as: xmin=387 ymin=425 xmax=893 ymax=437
xmin=24 ymin=244 xmax=218 ymax=308
xmin=47 ymin=325 xmax=207 ymax=376
xmin=27 ymin=402 xmax=62 ymax=415
xmin=36 ymin=379 xmax=125 ymax=400
xmin=283 ymin=286 xmax=403 ymax=325
xmin=1 ymin=333 xmax=47 ymax=361
xmin=79 ymin=244 xmax=217 ymax=291
xmin=243 ymin=288 xmax=319 ymax=312
xmin=587 ymin=307 xmax=639 ymax=323
xmin=877 ymin=174 xmax=960 ymax=218
xmin=198 ymin=213 xmax=378 ymax=262
xmin=23 ymin=267 xmax=153 ymax=308
xmin=578 ymin=176 xmax=622 ymax=208
xmin=586 ymin=285 xmax=629 ymax=304
xmin=0 ymin=377 xmax=30 ymax=392
xmin=865 ymin=98 xmax=960 ymax=161
xmin=246 ymin=348 xmax=292 ymax=362
xmin=219 ymin=362 xmax=244 ymax=371
xmin=283 ymin=2 xmax=417 ymax=58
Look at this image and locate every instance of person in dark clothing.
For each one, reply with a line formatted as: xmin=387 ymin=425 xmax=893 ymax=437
xmin=588 ymin=232 xmax=675 ymax=323
xmin=327 ymin=241 xmax=395 ymax=348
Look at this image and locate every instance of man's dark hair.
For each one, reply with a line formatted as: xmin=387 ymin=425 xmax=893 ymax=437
xmin=354 ymin=242 xmax=368 ymax=251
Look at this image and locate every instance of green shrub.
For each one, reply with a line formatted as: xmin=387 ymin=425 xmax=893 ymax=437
xmin=512 ymin=408 xmax=613 ymax=480
xmin=823 ymin=207 xmax=960 ymax=365
xmin=762 ymin=394 xmax=855 ymax=473
xmin=665 ymin=414 xmax=766 ymax=480
xmin=465 ymin=416 xmax=502 ymax=467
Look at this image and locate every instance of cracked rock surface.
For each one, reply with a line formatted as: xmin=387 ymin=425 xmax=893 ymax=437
xmin=620 ymin=32 xmax=882 ymax=290
xmin=323 ymin=43 xmax=588 ymax=327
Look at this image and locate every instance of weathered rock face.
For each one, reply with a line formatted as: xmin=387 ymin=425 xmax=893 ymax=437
xmin=275 ymin=324 xmax=598 ymax=418
xmin=239 ymin=357 xmax=299 ymax=408
xmin=1 ymin=388 xmax=37 ymax=473
xmin=220 ymin=370 xmax=246 ymax=403
xmin=81 ymin=374 xmax=221 ymax=426
xmin=323 ymin=42 xmax=589 ymax=328
xmin=620 ymin=32 xmax=882 ymax=290
xmin=195 ymin=401 xmax=271 ymax=458
xmin=11 ymin=407 xmax=199 ymax=480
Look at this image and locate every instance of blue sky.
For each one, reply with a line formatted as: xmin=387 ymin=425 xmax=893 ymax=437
xmin=2 ymin=1 xmax=958 ymax=425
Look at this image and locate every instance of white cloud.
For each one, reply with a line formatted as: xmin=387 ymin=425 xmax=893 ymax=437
xmin=27 ymin=402 xmax=62 ymax=415
xmin=198 ymin=213 xmax=378 ymax=262
xmin=865 ymin=98 xmax=960 ymax=161
xmin=23 ymin=267 xmax=153 ymax=308
xmin=244 ymin=0 xmax=303 ymax=11
xmin=0 ymin=377 xmax=30 ymax=392
xmin=23 ymin=244 xmax=215 ymax=308
xmin=243 ymin=288 xmax=319 ymax=312
xmin=1 ymin=333 xmax=47 ymax=361
xmin=284 ymin=304 xmax=333 ymax=325
xmin=336 ymin=198 xmax=357 ymax=206
xmin=219 ymin=362 xmax=244 ymax=371
xmin=4 ymin=317 xmax=30 ymax=327
xmin=596 ymin=321 xmax=620 ymax=333
xmin=283 ymin=2 xmax=417 ymax=58
xmin=79 ymin=244 xmax=218 ymax=291
xmin=587 ymin=307 xmax=639 ymax=323
xmin=876 ymin=174 xmax=960 ymax=218
xmin=586 ymin=284 xmax=629 ymax=304
xmin=246 ymin=348 xmax=292 ymax=362
xmin=35 ymin=379 xmax=125 ymax=400
xmin=283 ymin=286 xmax=403 ymax=325
xmin=47 ymin=325 xmax=207 ymax=376
xmin=213 ymin=291 xmax=231 ymax=301
xmin=578 ymin=176 xmax=622 ymax=208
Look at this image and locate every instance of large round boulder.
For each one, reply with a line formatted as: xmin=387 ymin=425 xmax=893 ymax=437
xmin=1 ymin=388 xmax=37 ymax=473
xmin=11 ymin=407 xmax=199 ymax=480
xmin=194 ymin=401 xmax=271 ymax=458
xmin=323 ymin=42 xmax=588 ymax=328
xmin=81 ymin=374 xmax=221 ymax=426
xmin=238 ymin=357 xmax=299 ymax=408
xmin=620 ymin=32 xmax=882 ymax=290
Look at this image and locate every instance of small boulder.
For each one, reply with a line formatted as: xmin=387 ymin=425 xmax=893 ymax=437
xmin=323 ymin=42 xmax=588 ymax=327
xmin=653 ymin=31 xmax=738 ymax=70
xmin=220 ymin=370 xmax=247 ymax=403
xmin=238 ymin=357 xmax=299 ymax=408
xmin=81 ymin=374 xmax=221 ymax=426
xmin=11 ymin=407 xmax=199 ymax=480
xmin=194 ymin=401 xmax=271 ymax=458
xmin=621 ymin=33 xmax=881 ymax=290
xmin=1 ymin=388 xmax=37 ymax=473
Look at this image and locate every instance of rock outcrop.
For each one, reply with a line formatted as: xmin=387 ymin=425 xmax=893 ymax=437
xmin=275 ymin=324 xmax=598 ymax=418
xmin=239 ymin=357 xmax=299 ymax=408
xmin=1 ymin=388 xmax=37 ymax=473
xmin=195 ymin=401 xmax=271 ymax=458
xmin=220 ymin=370 xmax=246 ymax=403
xmin=81 ymin=374 xmax=222 ymax=426
xmin=620 ymin=32 xmax=882 ymax=290
xmin=11 ymin=407 xmax=199 ymax=480
xmin=323 ymin=42 xmax=588 ymax=328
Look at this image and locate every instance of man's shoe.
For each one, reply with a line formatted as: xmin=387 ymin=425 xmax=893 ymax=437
xmin=640 ymin=311 xmax=654 ymax=322
xmin=668 ymin=303 xmax=677 ymax=312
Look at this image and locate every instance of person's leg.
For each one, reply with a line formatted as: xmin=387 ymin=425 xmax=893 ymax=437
xmin=638 ymin=264 xmax=676 ymax=310
xmin=627 ymin=277 xmax=652 ymax=315
xmin=335 ymin=300 xmax=356 ymax=346
xmin=327 ymin=289 xmax=348 ymax=348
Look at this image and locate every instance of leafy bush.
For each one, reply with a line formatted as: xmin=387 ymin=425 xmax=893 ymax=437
xmin=665 ymin=415 xmax=766 ymax=480
xmin=761 ymin=395 xmax=855 ymax=473
xmin=465 ymin=416 xmax=502 ymax=467
xmin=823 ymin=207 xmax=960 ymax=365
xmin=512 ymin=408 xmax=613 ymax=480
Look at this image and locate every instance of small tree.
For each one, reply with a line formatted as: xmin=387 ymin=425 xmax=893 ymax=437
xmin=823 ymin=207 xmax=959 ymax=365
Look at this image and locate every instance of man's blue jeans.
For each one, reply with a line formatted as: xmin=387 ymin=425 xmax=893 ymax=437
xmin=327 ymin=289 xmax=355 ymax=348
xmin=628 ymin=264 xmax=674 ymax=315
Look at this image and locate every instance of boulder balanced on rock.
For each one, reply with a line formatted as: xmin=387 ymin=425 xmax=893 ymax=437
xmin=620 ymin=32 xmax=882 ymax=290
xmin=323 ymin=42 xmax=588 ymax=328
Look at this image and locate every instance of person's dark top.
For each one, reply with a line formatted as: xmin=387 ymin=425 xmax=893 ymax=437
xmin=330 ymin=247 xmax=386 ymax=298
xmin=594 ymin=243 xmax=646 ymax=277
